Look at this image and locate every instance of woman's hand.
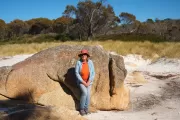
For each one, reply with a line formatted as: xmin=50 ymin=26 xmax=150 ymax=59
xmin=86 ymin=80 xmax=90 ymax=86
xmin=82 ymin=81 xmax=88 ymax=87
xmin=82 ymin=80 xmax=90 ymax=87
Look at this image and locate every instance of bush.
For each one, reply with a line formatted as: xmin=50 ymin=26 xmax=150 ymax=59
xmin=55 ymin=34 xmax=71 ymax=42
xmin=96 ymin=33 xmax=167 ymax=42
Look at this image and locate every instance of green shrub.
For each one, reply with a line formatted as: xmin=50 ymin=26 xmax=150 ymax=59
xmin=96 ymin=33 xmax=166 ymax=42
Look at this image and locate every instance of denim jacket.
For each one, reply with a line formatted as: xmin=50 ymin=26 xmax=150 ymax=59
xmin=75 ymin=59 xmax=95 ymax=85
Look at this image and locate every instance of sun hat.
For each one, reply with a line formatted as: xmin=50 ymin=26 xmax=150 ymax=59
xmin=78 ymin=49 xmax=90 ymax=57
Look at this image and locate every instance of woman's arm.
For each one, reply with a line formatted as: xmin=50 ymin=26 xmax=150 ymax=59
xmin=75 ymin=61 xmax=83 ymax=83
xmin=89 ymin=60 xmax=95 ymax=82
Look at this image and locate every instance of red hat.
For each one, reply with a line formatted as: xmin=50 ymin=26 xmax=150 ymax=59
xmin=78 ymin=49 xmax=90 ymax=57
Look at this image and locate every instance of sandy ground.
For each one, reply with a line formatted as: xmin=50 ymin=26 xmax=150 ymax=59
xmin=0 ymin=54 xmax=33 ymax=67
xmin=0 ymin=54 xmax=180 ymax=120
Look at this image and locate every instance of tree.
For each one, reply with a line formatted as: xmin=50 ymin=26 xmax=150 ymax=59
xmin=0 ymin=19 xmax=6 ymax=40
xmin=119 ymin=12 xmax=136 ymax=24
xmin=27 ymin=18 xmax=52 ymax=34
xmin=136 ymin=22 xmax=152 ymax=34
xmin=118 ymin=12 xmax=138 ymax=33
xmin=146 ymin=18 xmax=154 ymax=24
xmin=63 ymin=0 xmax=118 ymax=40
xmin=7 ymin=19 xmax=29 ymax=38
xmin=164 ymin=19 xmax=180 ymax=41
xmin=155 ymin=18 xmax=160 ymax=23
xmin=53 ymin=16 xmax=74 ymax=34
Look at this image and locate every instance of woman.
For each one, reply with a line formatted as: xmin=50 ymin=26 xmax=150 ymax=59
xmin=75 ymin=49 xmax=95 ymax=116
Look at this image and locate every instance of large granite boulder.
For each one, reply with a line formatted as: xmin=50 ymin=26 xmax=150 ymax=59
xmin=0 ymin=45 xmax=129 ymax=111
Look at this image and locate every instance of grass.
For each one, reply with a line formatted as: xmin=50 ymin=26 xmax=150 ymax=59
xmin=0 ymin=40 xmax=180 ymax=59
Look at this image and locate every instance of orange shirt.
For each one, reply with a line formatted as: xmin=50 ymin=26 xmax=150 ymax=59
xmin=81 ymin=62 xmax=89 ymax=82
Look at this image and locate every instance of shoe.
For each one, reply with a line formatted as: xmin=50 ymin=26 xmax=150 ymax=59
xmin=79 ymin=110 xmax=86 ymax=116
xmin=84 ymin=109 xmax=90 ymax=115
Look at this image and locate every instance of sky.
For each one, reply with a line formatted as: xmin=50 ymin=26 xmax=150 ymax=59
xmin=0 ymin=0 xmax=180 ymax=23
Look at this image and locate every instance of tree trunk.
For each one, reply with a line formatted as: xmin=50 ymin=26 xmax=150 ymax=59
xmin=87 ymin=24 xmax=93 ymax=40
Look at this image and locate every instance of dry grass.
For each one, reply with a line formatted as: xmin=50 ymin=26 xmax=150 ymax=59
xmin=0 ymin=40 xmax=180 ymax=58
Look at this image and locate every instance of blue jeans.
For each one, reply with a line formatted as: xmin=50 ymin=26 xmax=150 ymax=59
xmin=79 ymin=84 xmax=91 ymax=110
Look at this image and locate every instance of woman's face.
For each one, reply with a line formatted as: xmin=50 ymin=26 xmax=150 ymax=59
xmin=81 ymin=54 xmax=88 ymax=61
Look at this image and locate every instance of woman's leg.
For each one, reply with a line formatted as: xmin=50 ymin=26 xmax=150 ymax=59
xmin=79 ymin=84 xmax=88 ymax=110
xmin=84 ymin=85 xmax=91 ymax=112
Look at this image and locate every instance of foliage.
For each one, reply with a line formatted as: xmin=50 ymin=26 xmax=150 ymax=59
xmin=53 ymin=16 xmax=74 ymax=34
xmin=7 ymin=19 xmax=29 ymax=39
xmin=27 ymin=18 xmax=53 ymax=34
xmin=119 ymin=12 xmax=136 ymax=24
xmin=63 ymin=0 xmax=118 ymax=40
xmin=146 ymin=19 xmax=154 ymax=23
xmin=0 ymin=19 xmax=7 ymax=40
xmin=96 ymin=33 xmax=165 ymax=42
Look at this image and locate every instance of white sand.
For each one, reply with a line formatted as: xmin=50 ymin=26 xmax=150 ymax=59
xmin=0 ymin=54 xmax=180 ymax=120
xmin=0 ymin=54 xmax=33 ymax=67
xmin=123 ymin=54 xmax=180 ymax=74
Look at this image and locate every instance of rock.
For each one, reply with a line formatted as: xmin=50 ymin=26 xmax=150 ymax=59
xmin=0 ymin=66 xmax=12 ymax=95
xmin=38 ymin=87 xmax=77 ymax=110
xmin=0 ymin=45 xmax=129 ymax=111
xmin=108 ymin=54 xmax=129 ymax=110
xmin=0 ymin=95 xmax=9 ymax=101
